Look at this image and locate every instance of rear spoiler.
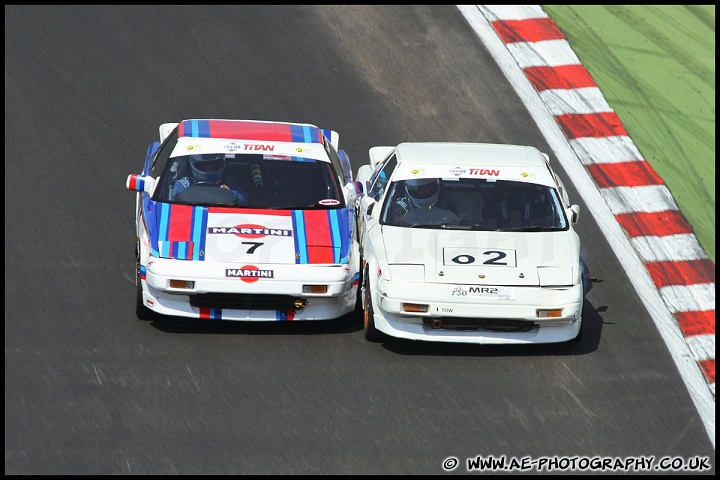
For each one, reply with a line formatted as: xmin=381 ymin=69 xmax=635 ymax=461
xmin=158 ymin=122 xmax=340 ymax=151
xmin=321 ymin=129 xmax=340 ymax=151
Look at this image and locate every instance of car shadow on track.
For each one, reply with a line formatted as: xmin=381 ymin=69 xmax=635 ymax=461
xmin=147 ymin=310 xmax=364 ymax=336
xmin=378 ymin=297 xmax=605 ymax=357
xmin=377 ymin=257 xmax=606 ymax=357
xmin=144 ymin=258 xmax=608 ymax=356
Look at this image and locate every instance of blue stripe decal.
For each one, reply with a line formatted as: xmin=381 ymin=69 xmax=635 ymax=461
xmin=291 ymin=210 xmax=308 ymax=264
xmin=143 ymin=199 xmax=161 ymax=257
xmin=276 ymin=311 xmax=294 ymax=321
xmin=211 ymin=308 xmax=222 ymax=320
xmin=158 ymin=203 xmax=170 ymax=242
xmin=198 ymin=207 xmax=206 ymax=261
xmin=190 ymin=206 xmax=205 ymax=260
xmin=290 ymin=125 xmax=303 ymax=143
xmin=321 ymin=128 xmax=331 ymax=142
xmin=198 ymin=120 xmax=211 ymax=137
xmin=158 ymin=203 xmax=171 ymax=257
xmin=328 ymin=210 xmax=342 ymax=263
xmin=185 ymin=119 xmax=211 ymax=138
xmin=290 ymin=125 xmax=319 ymax=143
xmin=139 ymin=264 xmax=147 ymax=280
xmin=177 ymin=241 xmax=186 ymax=259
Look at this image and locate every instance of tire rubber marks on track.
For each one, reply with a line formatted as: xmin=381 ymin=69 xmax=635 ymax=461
xmin=477 ymin=5 xmax=715 ymax=393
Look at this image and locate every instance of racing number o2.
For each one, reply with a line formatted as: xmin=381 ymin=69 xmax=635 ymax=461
xmin=451 ymin=250 xmax=508 ymax=266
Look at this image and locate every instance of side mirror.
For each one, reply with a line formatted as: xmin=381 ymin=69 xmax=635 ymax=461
xmin=343 ymin=181 xmax=360 ymax=206
xmin=126 ymin=174 xmax=157 ymax=196
xmin=352 ymin=180 xmax=364 ymax=197
xmin=568 ymin=204 xmax=580 ymax=224
xmin=356 ymin=164 xmax=373 ymax=184
xmin=361 ymin=196 xmax=377 ymax=217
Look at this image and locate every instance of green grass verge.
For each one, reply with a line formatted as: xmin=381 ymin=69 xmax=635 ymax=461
xmin=543 ymin=5 xmax=715 ymax=262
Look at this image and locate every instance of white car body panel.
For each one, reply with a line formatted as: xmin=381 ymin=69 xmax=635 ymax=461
xmin=357 ymin=142 xmax=584 ymax=344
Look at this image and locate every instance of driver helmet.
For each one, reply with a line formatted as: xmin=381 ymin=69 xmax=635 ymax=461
xmin=189 ymin=154 xmax=226 ymax=183
xmin=405 ymin=177 xmax=439 ymax=208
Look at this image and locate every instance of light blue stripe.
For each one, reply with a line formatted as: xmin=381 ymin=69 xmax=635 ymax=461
xmin=158 ymin=203 xmax=170 ymax=241
xmin=328 ymin=210 xmax=342 ymax=263
xmin=191 ymin=120 xmax=199 ymax=137
xmin=303 ymin=125 xmax=313 ymax=143
xmin=200 ymin=207 xmax=209 ymax=260
xmin=293 ymin=210 xmax=308 ymax=264
xmin=191 ymin=206 xmax=204 ymax=260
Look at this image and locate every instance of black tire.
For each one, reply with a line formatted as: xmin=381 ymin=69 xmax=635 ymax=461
xmin=351 ymin=257 xmax=364 ymax=320
xmin=363 ymin=278 xmax=383 ymax=342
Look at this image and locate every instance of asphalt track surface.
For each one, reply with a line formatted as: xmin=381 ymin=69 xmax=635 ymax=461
xmin=4 ymin=5 xmax=715 ymax=475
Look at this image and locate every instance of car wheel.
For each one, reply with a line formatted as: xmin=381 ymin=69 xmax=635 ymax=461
xmin=352 ymin=256 xmax=364 ymax=315
xmin=363 ymin=278 xmax=383 ymax=342
xmin=135 ymin=265 xmax=157 ymax=321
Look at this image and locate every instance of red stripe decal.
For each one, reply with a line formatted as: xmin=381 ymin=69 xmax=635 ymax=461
xmin=675 ymin=310 xmax=716 ymax=337
xmin=167 ymin=204 xmax=194 ymax=241
xmin=303 ymin=210 xmax=334 ymax=263
xmin=524 ymin=65 xmax=597 ymax=91
xmin=491 ymin=18 xmax=565 ymax=44
xmin=556 ymin=112 xmax=628 ymax=139
xmin=615 ymin=211 xmax=693 ymax=238
xmin=307 ymin=246 xmax=334 ymax=264
xmin=645 ymin=259 xmax=716 ymax=288
xmin=206 ymin=120 xmax=294 ymax=142
xmin=699 ymin=359 xmax=715 ymax=384
xmin=199 ymin=307 xmax=211 ymax=319
xmin=586 ymin=161 xmax=665 ymax=189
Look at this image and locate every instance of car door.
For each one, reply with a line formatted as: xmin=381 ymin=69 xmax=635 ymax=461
xmin=358 ymin=152 xmax=398 ymax=255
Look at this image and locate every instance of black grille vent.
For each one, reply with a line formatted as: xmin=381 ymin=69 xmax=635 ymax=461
xmin=190 ymin=293 xmax=301 ymax=310
xmin=423 ymin=318 xmax=535 ymax=332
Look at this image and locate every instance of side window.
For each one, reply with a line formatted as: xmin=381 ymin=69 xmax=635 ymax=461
xmin=153 ymin=156 xmax=186 ymax=202
xmin=554 ymin=173 xmax=570 ymax=206
xmin=368 ymin=153 xmax=398 ymax=200
xmin=323 ymin=136 xmax=350 ymax=185
xmin=150 ymin=127 xmax=178 ymax=178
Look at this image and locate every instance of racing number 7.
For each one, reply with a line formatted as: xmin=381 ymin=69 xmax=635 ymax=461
xmin=242 ymin=241 xmax=263 ymax=254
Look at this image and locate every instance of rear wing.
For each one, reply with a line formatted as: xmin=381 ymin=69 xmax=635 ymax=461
xmin=321 ymin=129 xmax=340 ymax=151
xmin=159 ymin=123 xmax=178 ymax=143
xmin=159 ymin=122 xmax=339 ymax=151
